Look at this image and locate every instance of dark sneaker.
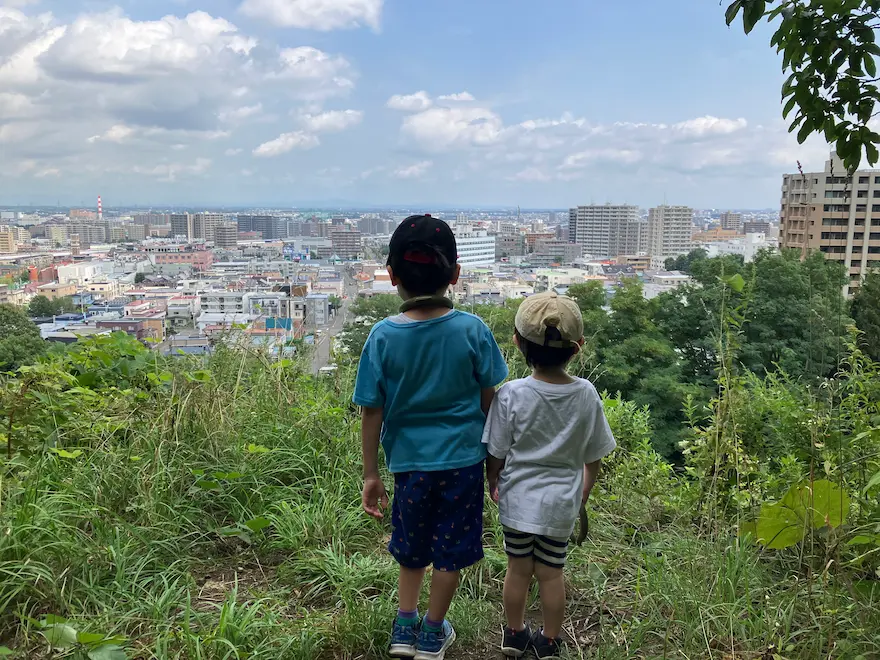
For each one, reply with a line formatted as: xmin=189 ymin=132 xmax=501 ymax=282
xmin=500 ymin=623 xmax=532 ymax=657
xmin=414 ymin=620 xmax=456 ymax=660
xmin=389 ymin=617 xmax=420 ymax=658
xmin=531 ymin=629 xmax=564 ymax=660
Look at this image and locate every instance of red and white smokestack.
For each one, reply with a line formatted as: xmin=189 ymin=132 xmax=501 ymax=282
xmin=97 ymin=195 xmax=103 ymax=222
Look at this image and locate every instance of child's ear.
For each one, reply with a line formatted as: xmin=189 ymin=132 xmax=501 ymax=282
xmin=450 ymin=264 xmax=461 ymax=286
xmin=387 ymin=265 xmax=398 ymax=286
xmin=572 ymin=337 xmax=585 ymax=354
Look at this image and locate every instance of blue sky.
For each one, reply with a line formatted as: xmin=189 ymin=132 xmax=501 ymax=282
xmin=0 ymin=0 xmax=830 ymax=208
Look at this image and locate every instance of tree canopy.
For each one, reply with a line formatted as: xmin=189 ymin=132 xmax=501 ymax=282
xmin=0 ymin=304 xmax=45 ymax=371
xmin=852 ymin=270 xmax=880 ymax=360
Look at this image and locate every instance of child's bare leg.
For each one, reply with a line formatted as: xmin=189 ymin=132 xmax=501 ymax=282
xmin=534 ymin=562 xmax=565 ymax=639
xmin=503 ymin=556 xmax=534 ymax=631
xmin=398 ymin=566 xmax=427 ymax=612
xmin=425 ymin=568 xmax=460 ymax=623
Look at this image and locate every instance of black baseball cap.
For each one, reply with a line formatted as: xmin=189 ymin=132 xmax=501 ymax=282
xmin=388 ymin=214 xmax=457 ymax=269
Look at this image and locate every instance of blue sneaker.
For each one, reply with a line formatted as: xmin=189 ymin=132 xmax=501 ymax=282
xmin=389 ymin=617 xmax=420 ymax=658
xmin=414 ymin=620 xmax=456 ymax=660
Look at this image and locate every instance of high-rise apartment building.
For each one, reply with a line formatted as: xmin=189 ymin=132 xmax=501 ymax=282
xmin=647 ymin=205 xmax=694 ymax=260
xmin=214 ymin=221 xmax=239 ymax=248
xmin=0 ymin=227 xmax=16 ymax=253
xmin=193 ymin=212 xmax=223 ymax=242
xmin=719 ymin=211 xmax=743 ymax=233
xmin=237 ymin=215 xmax=283 ymax=240
xmin=743 ymin=220 xmax=771 ymax=235
xmin=170 ymin=213 xmax=193 ymax=240
xmin=780 ymin=151 xmax=880 ymax=296
xmin=330 ymin=228 xmax=363 ymax=259
xmin=568 ymin=205 xmax=644 ymax=258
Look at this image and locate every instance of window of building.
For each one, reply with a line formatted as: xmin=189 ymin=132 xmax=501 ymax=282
xmin=872 ymin=233 xmax=880 ymax=241
xmin=875 ymin=176 xmax=880 ymax=184
xmin=827 ymin=176 xmax=851 ymax=184
xmin=822 ymin=218 xmax=849 ymax=226
xmin=869 ymin=246 xmax=880 ymax=254
xmin=854 ymin=246 xmax=863 ymax=253
xmin=820 ymin=245 xmax=846 ymax=253
xmin=821 ymin=232 xmax=848 ymax=240
xmin=852 ymin=260 xmax=862 ymax=267
xmin=859 ymin=176 xmax=870 ymax=184
xmin=858 ymin=190 xmax=869 ymax=197
xmin=825 ymin=204 xmax=851 ymax=212
xmin=826 ymin=190 xmax=847 ymax=198
xmin=855 ymin=233 xmax=865 ymax=240
xmin=857 ymin=204 xmax=867 ymax=212
xmin=872 ymin=219 xmax=880 ymax=226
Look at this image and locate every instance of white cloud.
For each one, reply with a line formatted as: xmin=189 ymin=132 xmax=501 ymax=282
xmin=394 ymin=160 xmax=432 ymax=179
xmin=299 ymin=109 xmax=363 ymax=133
xmin=225 ymin=148 xmax=244 ymax=156
xmin=240 ymin=0 xmax=383 ymax=31
xmin=219 ymin=104 xmax=263 ymax=123
xmin=401 ymin=106 xmax=505 ymax=151
xmin=508 ymin=167 xmax=551 ymax=182
xmin=0 ymin=0 xmax=39 ymax=6
xmin=88 ymin=124 xmax=135 ymax=143
xmin=387 ymin=91 xmax=432 ymax=112
xmin=132 ymin=158 xmax=212 ymax=182
xmin=671 ymin=116 xmax=748 ymax=138
xmin=562 ymin=148 xmax=643 ymax=168
xmin=437 ymin=92 xmax=475 ymax=102
xmin=253 ymin=130 xmax=320 ymax=157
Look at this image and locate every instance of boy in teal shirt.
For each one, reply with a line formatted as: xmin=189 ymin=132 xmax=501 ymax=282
xmin=354 ymin=214 xmax=508 ymax=660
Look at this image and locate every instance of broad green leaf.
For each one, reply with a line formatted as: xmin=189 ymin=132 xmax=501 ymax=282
xmin=77 ymin=632 xmax=108 ymax=645
xmin=743 ymin=0 xmax=766 ymax=34
xmin=243 ymin=516 xmax=271 ymax=533
xmin=756 ymin=501 xmax=804 ymax=549
xmin=51 ymin=448 xmax=82 ymax=459
xmin=784 ymin=479 xmax=850 ymax=529
xmin=195 ymin=480 xmax=220 ymax=490
xmin=864 ymin=470 xmax=880 ymax=495
xmin=42 ymin=615 xmax=68 ymax=625
xmin=847 ymin=535 xmax=876 ymax=546
xmin=725 ymin=0 xmax=743 ymax=26
xmin=129 ymin=456 xmax=142 ymax=462
xmin=738 ymin=521 xmax=757 ymax=540
xmin=87 ymin=644 xmax=128 ymax=660
xmin=42 ymin=624 xmax=79 ymax=648
xmin=0 ymin=647 xmax=14 ymax=656
xmin=866 ymin=54 xmax=877 ymax=78
xmin=246 ymin=444 xmax=270 ymax=454
xmin=725 ymin=274 xmax=746 ymax=293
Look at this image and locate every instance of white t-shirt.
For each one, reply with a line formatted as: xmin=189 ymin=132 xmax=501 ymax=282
xmin=482 ymin=376 xmax=616 ymax=538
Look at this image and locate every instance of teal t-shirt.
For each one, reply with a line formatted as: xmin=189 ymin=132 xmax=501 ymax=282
xmin=353 ymin=310 xmax=509 ymax=473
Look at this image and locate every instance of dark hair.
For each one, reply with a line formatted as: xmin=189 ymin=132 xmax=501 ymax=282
xmin=387 ymin=245 xmax=455 ymax=296
xmin=515 ymin=327 xmax=577 ymax=369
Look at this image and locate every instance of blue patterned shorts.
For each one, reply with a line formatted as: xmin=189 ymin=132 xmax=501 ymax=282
xmin=389 ymin=461 xmax=485 ymax=572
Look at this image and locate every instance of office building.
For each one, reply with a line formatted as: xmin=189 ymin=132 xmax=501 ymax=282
xmin=214 ymin=222 xmax=239 ymax=248
xmin=125 ymin=224 xmax=147 ymax=242
xmin=237 ymin=215 xmax=283 ymax=240
xmin=454 ymin=225 xmax=496 ymax=267
xmin=496 ymin=234 xmax=526 ymax=259
xmin=568 ymin=205 xmax=645 ymax=258
xmin=780 ymin=150 xmax=880 ymax=296
xmin=193 ymin=212 xmax=223 ymax=242
xmin=330 ymin=228 xmax=363 ymax=260
xmin=744 ymin=220 xmax=771 ymax=235
xmin=531 ymin=240 xmax=583 ymax=267
xmin=719 ymin=211 xmax=744 ymax=233
xmin=647 ymin=205 xmax=694 ymax=260
xmin=170 ymin=213 xmax=193 ymax=240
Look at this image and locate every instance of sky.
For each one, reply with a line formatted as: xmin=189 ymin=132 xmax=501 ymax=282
xmin=0 ymin=0 xmax=833 ymax=209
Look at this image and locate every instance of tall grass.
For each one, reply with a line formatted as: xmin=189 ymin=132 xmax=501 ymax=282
xmin=0 ymin=337 xmax=878 ymax=658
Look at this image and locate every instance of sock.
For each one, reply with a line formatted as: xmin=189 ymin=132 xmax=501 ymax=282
xmin=396 ymin=609 xmax=419 ymax=625
xmin=424 ymin=617 xmax=444 ymax=632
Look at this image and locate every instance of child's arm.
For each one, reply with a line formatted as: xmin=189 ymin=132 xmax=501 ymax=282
xmin=486 ymin=455 xmax=504 ymax=502
xmin=480 ymin=387 xmax=496 ymax=416
xmin=361 ymin=406 xmax=388 ymax=519
xmin=582 ymin=460 xmax=601 ymax=503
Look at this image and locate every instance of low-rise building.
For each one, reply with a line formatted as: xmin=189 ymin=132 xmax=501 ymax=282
xmin=36 ymin=282 xmax=76 ymax=300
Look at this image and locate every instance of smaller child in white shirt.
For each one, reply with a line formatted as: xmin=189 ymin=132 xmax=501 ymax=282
xmin=483 ymin=291 xmax=616 ymax=660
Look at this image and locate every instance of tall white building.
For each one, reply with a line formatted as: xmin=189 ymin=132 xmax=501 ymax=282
xmin=568 ymin=204 xmax=644 ymax=258
xmin=454 ymin=225 xmax=496 ymax=267
xmin=193 ymin=212 xmax=224 ymax=243
xmin=648 ymin=205 xmax=694 ymax=261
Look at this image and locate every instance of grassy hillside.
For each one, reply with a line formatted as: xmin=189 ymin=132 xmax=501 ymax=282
xmin=1 ymin=332 xmax=879 ymax=659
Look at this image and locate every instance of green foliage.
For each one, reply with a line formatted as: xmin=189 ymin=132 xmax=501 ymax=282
xmin=726 ymin=0 xmax=880 ymax=171
xmin=28 ymin=295 xmax=78 ymax=317
xmin=664 ymin=248 xmax=708 ymax=274
xmin=134 ymin=273 xmax=146 ymax=284
xmin=753 ymin=479 xmax=850 ymax=549
xmin=0 ymin=303 xmax=45 ymax=372
xmin=337 ymin=294 xmax=400 ymax=357
xmin=852 ymin=270 xmax=880 ymax=360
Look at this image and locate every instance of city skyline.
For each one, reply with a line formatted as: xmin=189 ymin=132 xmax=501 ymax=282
xmin=1 ymin=0 xmax=834 ymax=208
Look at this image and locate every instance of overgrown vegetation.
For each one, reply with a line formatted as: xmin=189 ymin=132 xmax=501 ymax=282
xmin=1 ymin=249 xmax=879 ymax=659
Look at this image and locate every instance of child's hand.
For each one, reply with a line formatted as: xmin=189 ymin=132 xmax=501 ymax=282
xmin=488 ymin=476 xmax=499 ymax=503
xmin=362 ymin=475 xmax=388 ymax=519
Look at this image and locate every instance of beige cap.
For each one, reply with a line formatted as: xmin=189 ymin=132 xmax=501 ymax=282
xmin=515 ymin=291 xmax=583 ymax=348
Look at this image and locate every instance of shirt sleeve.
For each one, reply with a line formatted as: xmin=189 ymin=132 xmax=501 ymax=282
xmin=352 ymin=328 xmax=385 ymax=408
xmin=483 ymin=385 xmax=513 ymax=459
xmin=474 ymin=321 xmax=509 ymax=388
xmin=583 ymin=390 xmax=616 ymax=464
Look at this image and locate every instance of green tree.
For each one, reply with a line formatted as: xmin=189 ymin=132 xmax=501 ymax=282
xmin=55 ymin=296 xmax=79 ymax=314
xmin=852 ymin=269 xmax=880 ymax=360
xmin=725 ymin=0 xmax=880 ymax=171
xmin=338 ymin=294 xmax=401 ymax=357
xmin=0 ymin=304 xmax=45 ymax=371
xmin=664 ymin=248 xmax=708 ymax=274
xmin=28 ymin=295 xmax=58 ymax=317
xmin=134 ymin=272 xmax=147 ymax=284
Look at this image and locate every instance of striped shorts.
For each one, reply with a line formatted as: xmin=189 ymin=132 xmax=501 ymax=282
xmin=502 ymin=526 xmax=569 ymax=568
